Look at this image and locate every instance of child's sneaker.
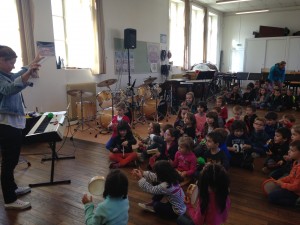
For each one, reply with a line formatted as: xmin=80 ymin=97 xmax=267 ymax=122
xmin=4 ymin=199 xmax=31 ymax=210
xmin=15 ymin=186 xmax=31 ymax=196
xmin=138 ymin=202 xmax=155 ymax=213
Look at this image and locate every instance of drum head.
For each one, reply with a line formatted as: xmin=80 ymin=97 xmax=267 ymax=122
xmin=88 ymin=176 xmax=105 ymax=196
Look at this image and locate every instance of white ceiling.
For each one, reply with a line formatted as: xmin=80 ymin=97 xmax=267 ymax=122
xmin=196 ymin=0 xmax=300 ymax=14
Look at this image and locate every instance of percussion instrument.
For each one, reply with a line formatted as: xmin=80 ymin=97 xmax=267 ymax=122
xmin=97 ymin=79 xmax=117 ymax=88
xmin=98 ymin=108 xmax=113 ymax=128
xmin=96 ymin=90 xmax=112 ymax=108
xmin=67 ymin=89 xmax=93 ymax=98
xmin=143 ymin=99 xmax=167 ymax=120
xmin=186 ymin=183 xmax=198 ymax=206
xmin=137 ymin=85 xmax=151 ymax=100
xmin=88 ymin=176 xmax=105 ymax=196
xmin=76 ymin=101 xmax=96 ymax=120
xmin=262 ymin=178 xmax=281 ymax=196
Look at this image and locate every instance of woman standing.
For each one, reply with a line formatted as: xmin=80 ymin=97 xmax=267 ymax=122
xmin=0 ymin=45 xmax=42 ymax=210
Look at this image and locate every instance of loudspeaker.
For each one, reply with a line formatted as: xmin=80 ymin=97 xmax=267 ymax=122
xmin=124 ymin=28 xmax=136 ymax=49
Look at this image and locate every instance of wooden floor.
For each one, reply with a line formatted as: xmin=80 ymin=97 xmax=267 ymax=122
xmin=1 ymin=112 xmax=300 ymax=225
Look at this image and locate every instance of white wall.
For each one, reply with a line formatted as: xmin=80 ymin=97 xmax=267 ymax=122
xmin=221 ymin=9 xmax=300 ymax=73
xmin=22 ymin=0 xmax=169 ymax=112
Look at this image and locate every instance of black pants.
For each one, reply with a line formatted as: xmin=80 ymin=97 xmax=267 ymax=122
xmin=0 ymin=124 xmax=23 ymax=204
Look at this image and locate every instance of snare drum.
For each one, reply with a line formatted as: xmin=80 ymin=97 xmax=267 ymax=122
xmin=186 ymin=183 xmax=198 ymax=205
xmin=143 ymin=99 xmax=167 ymax=120
xmin=96 ymin=90 xmax=112 ymax=108
xmin=76 ymin=101 xmax=96 ymax=120
xmin=262 ymin=178 xmax=281 ymax=196
xmin=98 ymin=108 xmax=113 ymax=128
xmin=137 ymin=85 xmax=151 ymax=100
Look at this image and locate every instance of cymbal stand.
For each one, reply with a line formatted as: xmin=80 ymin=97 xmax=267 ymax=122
xmin=72 ymin=92 xmax=97 ymax=138
xmin=134 ymin=96 xmax=147 ymax=125
xmin=164 ymin=83 xmax=175 ymax=122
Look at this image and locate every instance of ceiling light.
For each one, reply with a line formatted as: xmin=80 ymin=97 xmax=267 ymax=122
xmin=236 ymin=9 xmax=269 ymax=15
xmin=216 ymin=0 xmax=251 ymax=4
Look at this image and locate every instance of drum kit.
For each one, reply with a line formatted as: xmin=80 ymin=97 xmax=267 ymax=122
xmin=67 ymin=76 xmax=175 ymax=134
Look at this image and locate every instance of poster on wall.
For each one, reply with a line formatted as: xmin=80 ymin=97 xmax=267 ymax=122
xmin=147 ymin=43 xmax=160 ymax=64
xmin=36 ymin=41 xmax=55 ymax=57
xmin=115 ymin=50 xmax=134 ymax=74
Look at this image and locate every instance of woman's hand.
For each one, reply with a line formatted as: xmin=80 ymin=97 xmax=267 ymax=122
xmin=82 ymin=193 xmax=93 ymax=204
xmin=122 ymin=141 xmax=128 ymax=147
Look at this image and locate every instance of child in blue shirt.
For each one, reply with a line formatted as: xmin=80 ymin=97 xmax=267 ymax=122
xmin=226 ymin=120 xmax=253 ymax=170
xmin=82 ymin=169 xmax=129 ymax=225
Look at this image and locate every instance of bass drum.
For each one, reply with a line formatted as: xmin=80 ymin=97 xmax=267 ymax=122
xmin=76 ymin=101 xmax=96 ymax=120
xmin=98 ymin=108 xmax=113 ymax=128
xmin=143 ymin=99 xmax=167 ymax=120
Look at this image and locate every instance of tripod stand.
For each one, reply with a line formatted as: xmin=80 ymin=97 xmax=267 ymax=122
xmin=66 ymin=89 xmax=97 ymax=139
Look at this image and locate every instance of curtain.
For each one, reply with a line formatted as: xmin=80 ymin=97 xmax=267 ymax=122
xmin=16 ymin=0 xmax=35 ymax=65
xmin=183 ymin=0 xmax=190 ymax=70
xmin=94 ymin=0 xmax=106 ymax=74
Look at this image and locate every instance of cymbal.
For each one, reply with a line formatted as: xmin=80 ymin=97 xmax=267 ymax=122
xmin=143 ymin=77 xmax=157 ymax=85
xmin=67 ymin=89 xmax=93 ymax=97
xmin=97 ymin=79 xmax=117 ymax=87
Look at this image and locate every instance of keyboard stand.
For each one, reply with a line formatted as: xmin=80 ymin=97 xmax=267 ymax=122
xmin=29 ymin=141 xmax=75 ymax=188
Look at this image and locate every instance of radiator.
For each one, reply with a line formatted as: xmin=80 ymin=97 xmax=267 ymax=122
xmin=66 ymin=83 xmax=97 ymax=120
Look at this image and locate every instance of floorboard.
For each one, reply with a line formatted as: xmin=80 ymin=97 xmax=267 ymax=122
xmin=1 ymin=110 xmax=300 ymax=224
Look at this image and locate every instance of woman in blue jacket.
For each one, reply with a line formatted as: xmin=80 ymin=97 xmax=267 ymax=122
xmin=268 ymin=61 xmax=286 ymax=88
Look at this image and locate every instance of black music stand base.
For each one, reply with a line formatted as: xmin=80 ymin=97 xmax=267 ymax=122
xmin=29 ymin=141 xmax=74 ymax=188
xmin=29 ymin=180 xmax=71 ymax=188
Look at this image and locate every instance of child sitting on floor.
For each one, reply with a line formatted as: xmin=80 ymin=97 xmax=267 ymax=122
xmin=226 ymin=120 xmax=253 ymax=171
xmin=109 ymin=121 xmax=137 ymax=168
xmin=216 ymin=96 xmax=228 ymax=123
xmin=105 ymin=102 xmax=131 ymax=150
xmin=243 ymin=105 xmax=257 ymax=134
xmin=204 ymin=131 xmax=230 ymax=170
xmin=262 ymin=127 xmax=291 ymax=175
xmin=82 ymin=169 xmax=129 ymax=225
xmin=132 ymin=160 xmax=186 ymax=218
xmin=225 ymin=105 xmax=243 ymax=131
xmin=249 ymin=117 xmax=270 ymax=158
xmin=267 ymin=140 xmax=300 ymax=207
xmin=170 ymin=136 xmax=197 ymax=182
xmin=148 ymin=127 xmax=180 ymax=169
xmin=264 ymin=111 xmax=280 ymax=139
xmin=177 ymin=164 xmax=230 ymax=225
xmin=195 ymin=101 xmax=207 ymax=138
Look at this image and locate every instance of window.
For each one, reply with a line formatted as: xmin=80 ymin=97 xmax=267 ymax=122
xmin=51 ymin=0 xmax=99 ymax=71
xmin=0 ymin=0 xmax=22 ymax=71
xmin=169 ymin=1 xmax=219 ymax=69
xmin=169 ymin=0 xmax=185 ymax=67
xmin=190 ymin=5 xmax=204 ymax=66
xmin=207 ymin=12 xmax=218 ymax=65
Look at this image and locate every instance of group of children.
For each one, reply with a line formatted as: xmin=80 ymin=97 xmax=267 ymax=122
xmin=81 ymin=87 xmax=300 ymax=225
xmin=225 ymin=80 xmax=300 ymax=112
